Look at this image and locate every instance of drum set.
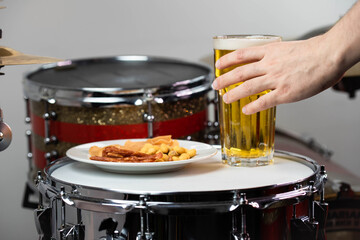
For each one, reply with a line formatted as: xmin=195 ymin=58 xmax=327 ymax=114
xmin=1 ymin=35 xmax=359 ymax=239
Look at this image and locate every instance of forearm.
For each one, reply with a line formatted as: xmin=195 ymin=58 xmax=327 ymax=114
xmin=323 ymin=0 xmax=360 ymax=74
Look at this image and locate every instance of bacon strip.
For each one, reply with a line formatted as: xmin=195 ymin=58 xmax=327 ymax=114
xmin=90 ymin=148 xmax=163 ymax=163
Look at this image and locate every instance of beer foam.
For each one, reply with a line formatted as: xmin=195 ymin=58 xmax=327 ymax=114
xmin=213 ymin=35 xmax=281 ymax=50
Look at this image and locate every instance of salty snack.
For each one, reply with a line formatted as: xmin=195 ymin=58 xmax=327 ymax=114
xmin=89 ymin=136 xmax=196 ymax=163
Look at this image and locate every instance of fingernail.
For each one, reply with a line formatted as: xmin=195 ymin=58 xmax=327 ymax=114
xmin=215 ymin=60 xmax=220 ymax=69
xmin=212 ymin=80 xmax=218 ymax=90
xmin=242 ymin=106 xmax=247 ymax=114
xmin=223 ymin=93 xmax=228 ymax=103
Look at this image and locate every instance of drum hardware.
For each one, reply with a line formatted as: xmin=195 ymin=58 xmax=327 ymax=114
xmin=99 ymin=218 xmax=123 ymax=240
xmin=99 ymin=218 xmax=126 ymax=240
xmin=42 ymin=99 xmax=58 ymax=145
xmin=290 ymin=181 xmax=320 ymax=240
xmin=23 ymin=98 xmax=40 ymax=209
xmin=25 ymin=96 xmax=32 ymax=124
xmin=137 ymin=195 xmax=154 ymax=240
xmin=143 ymin=90 xmax=155 ymax=138
xmin=290 ymin=166 xmax=328 ymax=240
xmin=58 ymin=186 xmax=85 ymax=240
xmin=231 ymin=192 xmax=250 ymax=240
xmin=314 ymin=166 xmax=329 ymax=240
xmin=0 ymin=108 xmax=12 ymax=151
xmin=34 ymin=172 xmax=53 ymax=240
xmin=42 ymin=98 xmax=59 ymax=163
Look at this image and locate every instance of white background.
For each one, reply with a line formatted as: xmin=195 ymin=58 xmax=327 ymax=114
xmin=0 ymin=0 xmax=359 ymax=238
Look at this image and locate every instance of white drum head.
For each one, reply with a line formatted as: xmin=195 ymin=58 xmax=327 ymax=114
xmin=50 ymin=151 xmax=315 ymax=195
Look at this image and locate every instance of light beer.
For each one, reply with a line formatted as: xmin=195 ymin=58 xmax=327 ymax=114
xmin=213 ymin=35 xmax=281 ymax=166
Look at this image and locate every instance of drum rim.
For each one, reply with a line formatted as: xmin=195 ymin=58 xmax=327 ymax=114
xmin=23 ymin=55 xmax=213 ymax=106
xmin=44 ymin=150 xmax=320 ymax=196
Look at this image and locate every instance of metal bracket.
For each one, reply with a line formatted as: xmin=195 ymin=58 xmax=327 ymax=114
xmin=143 ymin=90 xmax=155 ymax=138
xmin=136 ymin=195 xmax=154 ymax=240
xmin=231 ymin=192 xmax=250 ymax=240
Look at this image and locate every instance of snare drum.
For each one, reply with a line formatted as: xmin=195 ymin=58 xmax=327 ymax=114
xmin=23 ymin=55 xmax=212 ymax=181
xmin=35 ymin=151 xmax=327 ymax=240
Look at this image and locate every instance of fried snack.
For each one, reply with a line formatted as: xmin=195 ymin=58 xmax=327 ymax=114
xmin=89 ymin=136 xmax=196 ymax=163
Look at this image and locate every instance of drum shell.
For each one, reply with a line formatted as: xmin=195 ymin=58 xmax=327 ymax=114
xmin=50 ymin=197 xmax=310 ymax=240
xmin=37 ymin=151 xmax=322 ymax=240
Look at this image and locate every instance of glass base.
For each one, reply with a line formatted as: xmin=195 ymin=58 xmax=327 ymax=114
xmin=222 ymin=152 xmax=274 ymax=167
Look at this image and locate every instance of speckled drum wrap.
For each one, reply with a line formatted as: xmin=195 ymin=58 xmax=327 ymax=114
xmin=24 ymin=56 xmax=212 ymax=170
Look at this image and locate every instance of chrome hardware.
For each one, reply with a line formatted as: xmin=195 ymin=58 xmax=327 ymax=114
xmin=143 ymin=90 xmax=155 ymax=138
xmin=308 ymin=181 xmax=316 ymax=222
xmin=26 ymin=130 xmax=33 ymax=160
xmin=0 ymin=108 xmax=12 ymax=151
xmin=99 ymin=218 xmax=121 ymax=240
xmin=24 ymin=96 xmax=31 ymax=124
xmin=25 ymin=130 xmax=33 ymax=174
xmin=314 ymin=166 xmax=328 ymax=240
xmin=292 ymin=184 xmax=302 ymax=219
xmin=34 ymin=172 xmax=53 ymax=240
xmin=44 ymin=150 xmax=59 ymax=163
xmin=290 ymin=181 xmax=320 ymax=240
xmin=58 ymin=186 xmax=85 ymax=239
xmin=136 ymin=195 xmax=154 ymax=240
xmin=43 ymin=100 xmax=57 ymax=145
xmin=231 ymin=192 xmax=250 ymax=240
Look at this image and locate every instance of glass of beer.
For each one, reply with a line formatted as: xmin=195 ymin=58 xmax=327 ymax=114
xmin=213 ymin=35 xmax=281 ymax=166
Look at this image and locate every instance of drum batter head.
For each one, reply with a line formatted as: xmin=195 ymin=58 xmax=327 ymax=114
xmin=24 ymin=56 xmax=212 ymax=106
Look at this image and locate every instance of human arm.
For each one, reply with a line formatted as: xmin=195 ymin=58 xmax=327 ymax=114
xmin=212 ymin=0 xmax=360 ymax=115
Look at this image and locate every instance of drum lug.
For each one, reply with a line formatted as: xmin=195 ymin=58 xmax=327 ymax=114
xmin=43 ymin=99 xmax=58 ymax=145
xmin=143 ymin=90 xmax=155 ymax=138
xmin=313 ymin=166 xmax=328 ymax=240
xmin=58 ymin=187 xmax=85 ymax=240
xmin=231 ymin=192 xmax=250 ymax=240
xmin=291 ymin=181 xmax=320 ymax=240
xmin=45 ymin=150 xmax=59 ymax=163
xmin=34 ymin=171 xmax=53 ymax=239
xmin=136 ymin=195 xmax=154 ymax=240
xmin=26 ymin=129 xmax=33 ymax=165
xmin=24 ymin=96 xmax=31 ymax=124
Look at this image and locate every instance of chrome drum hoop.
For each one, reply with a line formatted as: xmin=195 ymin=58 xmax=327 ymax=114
xmin=24 ymin=55 xmax=212 ymax=107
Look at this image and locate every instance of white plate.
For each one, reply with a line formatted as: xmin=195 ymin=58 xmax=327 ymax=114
xmin=66 ymin=139 xmax=218 ymax=174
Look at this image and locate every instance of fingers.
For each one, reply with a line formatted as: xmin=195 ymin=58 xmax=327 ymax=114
xmin=242 ymin=90 xmax=278 ymax=115
xmin=222 ymin=75 xmax=273 ymax=104
xmin=212 ymin=62 xmax=265 ymax=90
xmin=215 ymin=46 xmax=265 ymax=69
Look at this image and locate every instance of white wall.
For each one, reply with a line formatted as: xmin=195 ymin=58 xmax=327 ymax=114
xmin=0 ymin=0 xmax=358 ymax=238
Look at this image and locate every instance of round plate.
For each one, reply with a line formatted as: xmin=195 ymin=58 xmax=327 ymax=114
xmin=66 ymin=139 xmax=218 ymax=174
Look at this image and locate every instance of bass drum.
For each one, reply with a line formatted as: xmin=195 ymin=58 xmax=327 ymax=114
xmin=23 ymin=55 xmax=212 ymax=190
